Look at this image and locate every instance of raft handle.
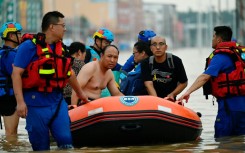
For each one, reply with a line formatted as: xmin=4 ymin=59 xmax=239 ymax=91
xmin=197 ymin=112 xmax=202 ymax=118
xmin=121 ymin=124 xmax=142 ymax=131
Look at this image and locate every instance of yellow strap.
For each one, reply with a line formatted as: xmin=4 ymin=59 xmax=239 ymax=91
xmin=67 ymin=71 xmax=71 ymax=76
xmin=115 ymin=81 xmax=119 ymax=88
xmin=32 ymin=38 xmax=36 ymax=44
xmin=42 ymin=48 xmax=48 ymax=52
xmin=39 ymin=69 xmax=55 ymax=74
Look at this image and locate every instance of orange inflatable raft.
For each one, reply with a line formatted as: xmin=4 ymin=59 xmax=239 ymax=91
xmin=69 ymin=96 xmax=202 ymax=147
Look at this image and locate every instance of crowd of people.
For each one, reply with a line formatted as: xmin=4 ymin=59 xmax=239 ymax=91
xmin=1 ymin=10 xmax=245 ymax=151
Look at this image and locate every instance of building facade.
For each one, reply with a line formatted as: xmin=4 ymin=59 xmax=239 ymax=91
xmin=0 ymin=0 xmax=42 ymax=33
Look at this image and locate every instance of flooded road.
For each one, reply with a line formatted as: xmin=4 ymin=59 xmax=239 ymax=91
xmin=1 ymin=47 xmax=245 ymax=152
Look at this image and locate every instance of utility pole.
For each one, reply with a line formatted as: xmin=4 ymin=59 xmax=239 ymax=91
xmin=12 ymin=0 xmax=16 ymax=21
xmin=217 ymin=0 xmax=222 ymax=25
xmin=50 ymin=0 xmax=56 ymax=11
xmin=73 ymin=1 xmax=81 ymax=41
xmin=197 ymin=0 xmax=202 ymax=48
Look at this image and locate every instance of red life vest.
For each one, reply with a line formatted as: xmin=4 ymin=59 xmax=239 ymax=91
xmin=206 ymin=41 xmax=245 ymax=98
xmin=22 ymin=34 xmax=72 ymax=92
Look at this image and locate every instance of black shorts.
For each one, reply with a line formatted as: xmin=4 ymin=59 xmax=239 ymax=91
xmin=0 ymin=95 xmax=17 ymax=116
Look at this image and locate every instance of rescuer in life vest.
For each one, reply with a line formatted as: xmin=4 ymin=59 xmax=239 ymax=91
xmin=179 ymin=26 xmax=245 ymax=138
xmin=11 ymin=11 xmax=88 ymax=151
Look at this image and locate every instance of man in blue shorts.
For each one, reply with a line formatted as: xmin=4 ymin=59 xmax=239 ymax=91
xmin=179 ymin=26 xmax=245 ymax=138
xmin=12 ymin=11 xmax=88 ymax=151
xmin=0 ymin=22 xmax=22 ymax=136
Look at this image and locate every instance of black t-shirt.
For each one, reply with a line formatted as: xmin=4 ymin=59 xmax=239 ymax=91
xmin=141 ymin=54 xmax=188 ymax=98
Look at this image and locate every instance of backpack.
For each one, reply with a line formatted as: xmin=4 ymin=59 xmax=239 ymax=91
xmin=120 ymin=53 xmax=174 ymax=95
xmin=0 ymin=47 xmax=16 ymax=96
xmin=120 ymin=70 xmax=144 ymax=95
xmin=149 ymin=53 xmax=175 ymax=71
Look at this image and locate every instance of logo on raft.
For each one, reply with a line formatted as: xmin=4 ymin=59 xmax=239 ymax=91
xmin=120 ymin=96 xmax=139 ymax=106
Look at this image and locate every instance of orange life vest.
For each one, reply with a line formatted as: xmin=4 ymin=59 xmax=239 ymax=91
xmin=205 ymin=42 xmax=245 ymax=98
xmin=22 ymin=34 xmax=72 ymax=92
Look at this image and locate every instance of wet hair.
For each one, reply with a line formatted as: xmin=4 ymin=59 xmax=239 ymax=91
xmin=102 ymin=44 xmax=119 ymax=54
xmin=138 ymin=38 xmax=150 ymax=46
xmin=134 ymin=41 xmax=152 ymax=56
xmin=41 ymin=11 xmax=64 ymax=32
xmin=68 ymin=42 xmax=85 ymax=55
xmin=214 ymin=26 xmax=232 ymax=41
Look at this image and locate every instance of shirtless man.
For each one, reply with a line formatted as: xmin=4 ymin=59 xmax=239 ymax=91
xmin=71 ymin=45 xmax=124 ymax=104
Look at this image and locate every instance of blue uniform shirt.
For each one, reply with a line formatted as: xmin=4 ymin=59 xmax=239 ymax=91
xmin=122 ymin=55 xmax=136 ymax=72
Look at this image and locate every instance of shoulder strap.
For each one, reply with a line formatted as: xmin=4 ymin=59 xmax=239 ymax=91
xmin=34 ymin=33 xmax=46 ymax=47
xmin=86 ymin=45 xmax=92 ymax=51
xmin=149 ymin=56 xmax=154 ymax=71
xmin=149 ymin=53 xmax=174 ymax=70
xmin=166 ymin=53 xmax=174 ymax=69
xmin=0 ymin=47 xmax=16 ymax=57
xmin=214 ymin=47 xmax=241 ymax=63
xmin=0 ymin=47 xmax=16 ymax=77
xmin=62 ymin=42 xmax=70 ymax=57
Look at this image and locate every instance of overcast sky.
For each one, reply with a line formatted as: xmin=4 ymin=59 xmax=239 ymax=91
xmin=143 ymin=0 xmax=235 ymax=12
